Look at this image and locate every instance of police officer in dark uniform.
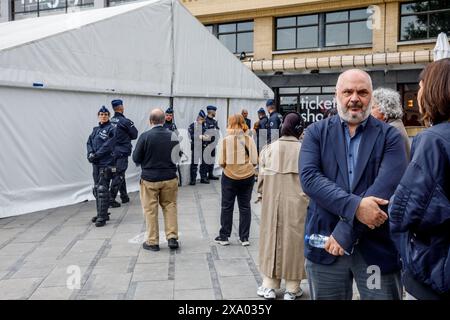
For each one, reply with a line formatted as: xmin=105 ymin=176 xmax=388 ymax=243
xmin=87 ymin=106 xmax=116 ymax=227
xmin=204 ymin=105 xmax=220 ymax=181
xmin=266 ymin=99 xmax=283 ymax=144
xmin=188 ymin=110 xmax=208 ymax=185
xmin=109 ymin=99 xmax=138 ymax=207
xmin=163 ymin=107 xmax=178 ymax=133
xmin=256 ymin=107 xmax=268 ymax=153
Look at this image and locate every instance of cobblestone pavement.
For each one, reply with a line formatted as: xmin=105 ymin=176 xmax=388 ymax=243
xmin=0 ymin=181 xmax=311 ymax=300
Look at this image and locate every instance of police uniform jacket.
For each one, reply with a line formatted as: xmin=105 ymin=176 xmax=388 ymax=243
xmin=110 ymin=112 xmax=138 ymax=157
xmin=87 ymin=121 xmax=116 ymax=166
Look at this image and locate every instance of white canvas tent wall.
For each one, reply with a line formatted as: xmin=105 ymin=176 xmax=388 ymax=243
xmin=0 ymin=0 xmax=273 ymax=218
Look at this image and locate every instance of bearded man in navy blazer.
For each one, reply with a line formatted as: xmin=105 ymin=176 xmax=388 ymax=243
xmin=299 ymin=69 xmax=408 ymax=300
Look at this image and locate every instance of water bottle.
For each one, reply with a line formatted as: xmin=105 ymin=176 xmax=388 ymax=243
xmin=305 ymin=234 xmax=350 ymax=255
xmin=305 ymin=234 xmax=328 ymax=248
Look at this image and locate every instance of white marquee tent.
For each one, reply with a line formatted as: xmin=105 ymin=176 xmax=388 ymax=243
xmin=0 ymin=0 xmax=273 ymax=217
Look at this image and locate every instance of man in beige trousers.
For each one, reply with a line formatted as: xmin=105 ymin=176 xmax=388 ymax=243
xmin=132 ymin=109 xmax=181 ymax=251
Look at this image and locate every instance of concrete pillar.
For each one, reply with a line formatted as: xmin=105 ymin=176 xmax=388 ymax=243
xmin=94 ymin=0 xmax=108 ymax=9
xmin=0 ymin=0 xmax=12 ymax=23
xmin=254 ymin=16 xmax=273 ymax=60
xmin=384 ymin=2 xmax=399 ymax=53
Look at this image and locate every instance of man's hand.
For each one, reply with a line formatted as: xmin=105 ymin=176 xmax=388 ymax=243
xmin=324 ymin=235 xmax=345 ymax=256
xmin=88 ymin=153 xmax=97 ymax=163
xmin=356 ymin=196 xmax=389 ymax=229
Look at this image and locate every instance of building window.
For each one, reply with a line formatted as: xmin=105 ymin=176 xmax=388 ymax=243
xmin=276 ymin=14 xmax=319 ymax=50
xmin=12 ymin=0 xmax=94 ymax=20
xmin=325 ymin=9 xmax=372 ymax=46
xmin=278 ymin=86 xmax=336 ymax=126
xmin=108 ymin=0 xmax=139 ymax=7
xmin=208 ymin=21 xmax=253 ymax=54
xmin=399 ymin=1 xmax=450 ymax=41
xmin=275 ymin=8 xmax=372 ymax=51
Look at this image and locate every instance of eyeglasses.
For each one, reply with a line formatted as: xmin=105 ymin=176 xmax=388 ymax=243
xmin=98 ymin=113 xmax=109 ymax=116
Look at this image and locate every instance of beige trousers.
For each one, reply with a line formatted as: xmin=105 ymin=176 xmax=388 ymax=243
xmin=262 ymin=275 xmax=300 ymax=293
xmin=139 ymin=178 xmax=178 ymax=245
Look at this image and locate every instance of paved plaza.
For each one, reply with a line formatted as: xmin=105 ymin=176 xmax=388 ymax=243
xmin=0 ymin=181 xmax=311 ymax=300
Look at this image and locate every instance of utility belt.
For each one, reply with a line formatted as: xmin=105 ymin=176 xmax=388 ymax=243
xmin=98 ymin=166 xmax=117 ymax=179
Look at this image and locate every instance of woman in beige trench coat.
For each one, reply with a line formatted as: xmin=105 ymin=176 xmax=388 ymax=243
xmin=256 ymin=112 xmax=309 ymax=300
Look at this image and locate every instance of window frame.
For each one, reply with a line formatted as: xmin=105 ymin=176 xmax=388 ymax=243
xmin=398 ymin=0 xmax=450 ymax=41
xmin=275 ymin=8 xmax=372 ymax=51
xmin=324 ymin=8 xmax=372 ymax=47
xmin=12 ymin=0 xmax=94 ymax=19
xmin=216 ymin=20 xmax=254 ymax=54
xmin=275 ymin=14 xmax=320 ymax=51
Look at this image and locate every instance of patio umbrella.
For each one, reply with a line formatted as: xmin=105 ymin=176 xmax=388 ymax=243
xmin=433 ymin=32 xmax=450 ymax=61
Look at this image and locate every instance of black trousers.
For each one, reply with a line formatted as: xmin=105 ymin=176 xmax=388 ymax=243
xmin=92 ymin=165 xmax=113 ymax=221
xmin=110 ymin=157 xmax=129 ymax=201
xmin=190 ymin=147 xmax=208 ymax=182
xmin=219 ymin=174 xmax=255 ymax=240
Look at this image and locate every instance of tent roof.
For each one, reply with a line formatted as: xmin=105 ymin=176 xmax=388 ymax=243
xmin=0 ymin=0 xmax=272 ymax=100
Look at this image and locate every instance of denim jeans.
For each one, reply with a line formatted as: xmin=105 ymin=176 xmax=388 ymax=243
xmin=306 ymin=248 xmax=403 ymax=300
xmin=219 ymin=174 xmax=255 ymax=240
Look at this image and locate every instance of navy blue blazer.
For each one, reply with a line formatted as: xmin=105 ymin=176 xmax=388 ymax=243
xmin=390 ymin=122 xmax=450 ymax=295
xmin=299 ymin=115 xmax=408 ymax=274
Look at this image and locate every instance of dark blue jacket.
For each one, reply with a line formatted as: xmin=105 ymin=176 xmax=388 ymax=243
xmin=389 ymin=122 xmax=450 ymax=295
xmin=163 ymin=121 xmax=177 ymax=133
xmin=204 ymin=116 xmax=219 ymax=145
xmin=258 ymin=115 xmax=268 ymax=130
xmin=189 ymin=121 xmax=207 ymax=148
xmin=268 ymin=111 xmax=282 ymax=143
xmin=87 ymin=121 xmax=116 ymax=166
xmin=245 ymin=118 xmax=251 ymax=130
xmin=110 ymin=112 xmax=138 ymax=157
xmin=132 ymin=126 xmax=180 ymax=182
xmin=299 ymin=115 xmax=408 ymax=274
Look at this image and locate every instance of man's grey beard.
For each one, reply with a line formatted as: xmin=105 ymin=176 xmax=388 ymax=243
xmin=336 ymin=99 xmax=372 ymax=124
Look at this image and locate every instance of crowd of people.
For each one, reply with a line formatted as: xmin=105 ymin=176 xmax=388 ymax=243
xmin=86 ymin=58 xmax=449 ymax=300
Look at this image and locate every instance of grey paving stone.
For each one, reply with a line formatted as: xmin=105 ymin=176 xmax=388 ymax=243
xmin=214 ymin=259 xmax=253 ymax=277
xmin=56 ymin=252 xmax=98 ymax=266
xmin=175 ymin=239 xmax=211 ymax=254
xmin=76 ymin=293 xmax=122 ymax=300
xmin=131 ymin=263 xmax=169 ymax=282
xmin=214 ymin=244 xmax=252 ymax=259
xmin=137 ymin=250 xmax=171 ymax=264
xmin=81 ymin=273 xmax=132 ymax=295
xmin=133 ymin=280 xmax=174 ymax=300
xmin=114 ymin=223 xmax=143 ymax=234
xmin=25 ymin=245 xmax=67 ymax=260
xmin=0 ymin=278 xmax=42 ymax=299
xmin=40 ymin=266 xmax=89 ymax=288
xmin=0 ymin=242 xmax=36 ymax=256
xmin=219 ymin=275 xmax=259 ymax=300
xmin=91 ymin=259 xmax=131 ymax=275
xmin=110 ymin=232 xmax=143 ymax=244
xmin=174 ymin=288 xmax=215 ymax=300
xmin=106 ymin=243 xmax=140 ymax=258
xmin=29 ymin=286 xmax=75 ymax=300
xmin=0 ymin=258 xmax=18 ymax=272
xmin=68 ymin=239 xmax=106 ymax=254
xmin=174 ymin=270 xmax=212 ymax=290
xmin=11 ymin=264 xmax=56 ymax=279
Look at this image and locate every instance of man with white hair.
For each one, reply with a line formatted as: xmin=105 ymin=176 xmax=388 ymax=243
xmin=299 ymin=69 xmax=408 ymax=299
xmin=371 ymin=88 xmax=411 ymax=159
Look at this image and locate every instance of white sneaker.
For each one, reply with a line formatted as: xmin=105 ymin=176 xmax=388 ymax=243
xmin=284 ymin=288 xmax=303 ymax=300
xmin=256 ymin=286 xmax=276 ymax=300
xmin=239 ymin=239 xmax=250 ymax=246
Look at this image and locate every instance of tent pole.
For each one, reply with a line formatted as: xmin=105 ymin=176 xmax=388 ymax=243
xmin=169 ymin=0 xmax=176 ymax=110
